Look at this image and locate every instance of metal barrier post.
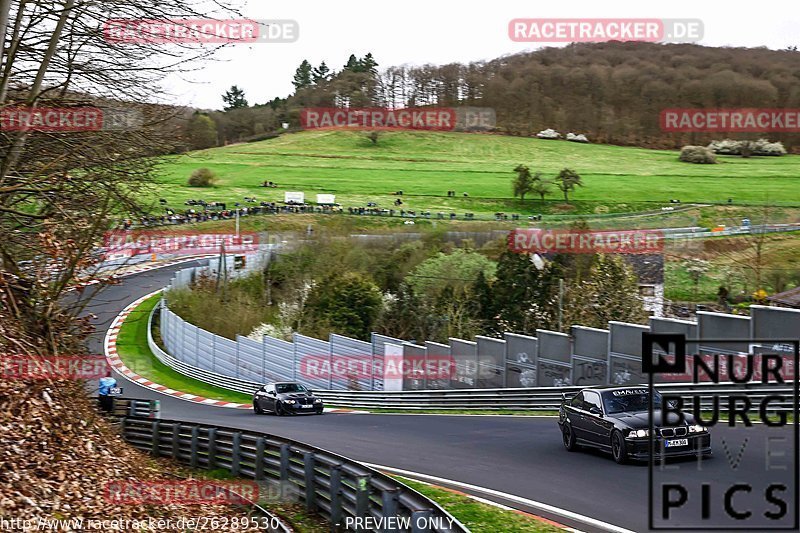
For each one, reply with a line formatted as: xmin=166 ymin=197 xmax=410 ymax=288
xmin=151 ymin=420 xmax=161 ymax=456
xmin=254 ymin=437 xmax=266 ymax=480
xmin=329 ymin=465 xmax=343 ymax=528
xmin=190 ymin=426 xmax=199 ymax=468
xmin=279 ymin=444 xmax=290 ymax=481
xmin=355 ymin=475 xmax=371 ymax=518
xmin=411 ymin=510 xmax=432 ymax=533
xmin=231 ymin=432 xmax=242 ymax=476
xmin=381 ymin=488 xmax=400 ymax=532
xmin=212 ymin=334 xmax=216 ymax=373
xmin=127 ymin=400 xmax=135 ymax=417
xmin=207 ymin=428 xmax=217 ymax=469
xmin=303 ymin=452 xmax=316 ymax=512
xmin=171 ymin=424 xmax=180 ymax=459
xmin=303 ymin=452 xmax=317 ymax=511
xmin=235 ymin=341 xmax=241 ymax=379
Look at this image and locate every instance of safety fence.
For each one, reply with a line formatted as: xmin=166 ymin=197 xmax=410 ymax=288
xmin=146 ymin=317 xmax=800 ymax=413
xmin=157 ymin=259 xmax=800 ymax=391
xmin=120 ymin=416 xmax=467 ymax=532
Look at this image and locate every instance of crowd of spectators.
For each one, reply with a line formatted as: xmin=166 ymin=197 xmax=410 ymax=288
xmin=119 ymin=195 xmax=537 ymax=230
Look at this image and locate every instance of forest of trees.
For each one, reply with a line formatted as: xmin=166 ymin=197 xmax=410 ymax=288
xmin=186 ymin=42 xmax=800 ymax=151
xmin=167 ymin=232 xmax=648 ymax=344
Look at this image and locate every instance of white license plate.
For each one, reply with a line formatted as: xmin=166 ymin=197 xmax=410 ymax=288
xmin=301 ymin=404 xmax=313 ymax=408
xmin=666 ymin=438 xmax=688 ymax=447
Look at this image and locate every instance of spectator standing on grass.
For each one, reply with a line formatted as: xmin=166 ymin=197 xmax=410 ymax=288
xmin=98 ymin=371 xmax=117 ymax=413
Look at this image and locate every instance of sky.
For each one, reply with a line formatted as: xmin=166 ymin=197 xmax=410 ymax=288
xmin=160 ymin=0 xmax=800 ymax=110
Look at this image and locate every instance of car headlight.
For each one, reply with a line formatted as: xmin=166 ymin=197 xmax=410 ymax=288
xmin=628 ymin=429 xmax=649 ymax=438
xmin=284 ymin=399 xmax=296 ymax=405
xmin=688 ymin=424 xmax=707 ymax=433
xmin=314 ymin=398 xmax=322 ymax=403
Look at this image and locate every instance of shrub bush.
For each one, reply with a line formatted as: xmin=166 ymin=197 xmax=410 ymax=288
xmin=751 ymin=139 xmax=787 ymax=156
xmin=679 ymin=145 xmax=717 ymax=164
xmin=566 ymin=132 xmax=589 ymax=143
xmin=536 ymin=128 xmax=561 ymax=139
xmin=707 ymin=138 xmax=786 ymax=156
xmin=187 ymin=168 xmax=218 ymax=187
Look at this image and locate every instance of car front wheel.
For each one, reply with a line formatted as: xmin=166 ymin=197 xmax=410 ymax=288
xmin=562 ymin=423 xmax=578 ymax=451
xmin=611 ymin=431 xmax=628 ymax=464
xmin=274 ymin=402 xmax=284 ymax=416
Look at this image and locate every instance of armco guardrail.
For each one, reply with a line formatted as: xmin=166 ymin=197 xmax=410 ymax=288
xmin=311 ymin=383 xmax=796 ymax=411
xmin=111 ymin=397 xmax=161 ymax=418
xmin=120 ymin=416 xmax=467 ymax=533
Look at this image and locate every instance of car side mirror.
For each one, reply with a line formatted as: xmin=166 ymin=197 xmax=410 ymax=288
xmin=268 ymin=391 xmax=276 ymax=396
xmin=589 ymin=406 xmax=602 ymax=416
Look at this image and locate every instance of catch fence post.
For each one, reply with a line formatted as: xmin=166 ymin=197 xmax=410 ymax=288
xmin=380 ymin=488 xmax=400 ymax=532
xmin=231 ymin=431 xmax=242 ymax=476
xmin=329 ymin=465 xmax=343 ymax=528
xmin=150 ymin=420 xmax=160 ymax=456
xmin=254 ymin=437 xmax=266 ymax=479
xmin=190 ymin=426 xmax=200 ymax=468
xmin=171 ymin=424 xmax=180 ymax=459
xmin=279 ymin=444 xmax=290 ymax=481
xmin=303 ymin=452 xmax=316 ymax=512
xmin=207 ymin=428 xmax=217 ymax=469
xmin=355 ymin=475 xmax=371 ymax=519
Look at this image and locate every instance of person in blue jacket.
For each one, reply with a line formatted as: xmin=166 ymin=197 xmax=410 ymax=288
xmin=98 ymin=371 xmax=117 ymax=412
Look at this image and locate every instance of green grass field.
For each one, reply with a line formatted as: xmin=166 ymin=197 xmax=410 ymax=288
xmin=151 ymin=130 xmax=800 ymax=216
xmin=115 ymin=294 xmax=253 ymax=404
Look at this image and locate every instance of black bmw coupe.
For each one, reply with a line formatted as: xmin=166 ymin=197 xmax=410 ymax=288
xmin=558 ymin=386 xmax=711 ymax=464
xmin=253 ymin=382 xmax=324 ymax=416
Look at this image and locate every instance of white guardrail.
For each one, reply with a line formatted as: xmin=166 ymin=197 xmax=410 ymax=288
xmin=147 ymin=303 xmax=796 ymax=411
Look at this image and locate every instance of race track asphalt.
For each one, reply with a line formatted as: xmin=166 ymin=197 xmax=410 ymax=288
xmin=80 ymin=261 xmax=799 ymax=532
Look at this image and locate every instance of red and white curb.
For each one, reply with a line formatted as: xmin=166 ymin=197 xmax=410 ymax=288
xmin=103 ymin=290 xmax=362 ymax=413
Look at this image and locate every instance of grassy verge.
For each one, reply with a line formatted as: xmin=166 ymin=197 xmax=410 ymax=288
xmin=115 ymin=293 xmax=253 ymax=404
xmin=392 ymin=476 xmax=563 ymax=532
